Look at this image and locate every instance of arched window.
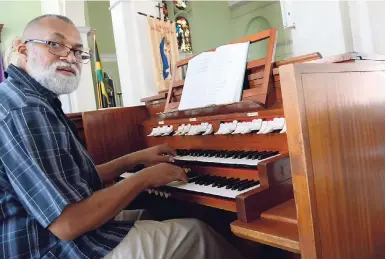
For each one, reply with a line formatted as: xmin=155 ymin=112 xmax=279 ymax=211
xmin=175 ymin=17 xmax=192 ymax=53
xmin=173 ymin=0 xmax=188 ymax=10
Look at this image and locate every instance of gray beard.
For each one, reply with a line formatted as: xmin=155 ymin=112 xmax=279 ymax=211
xmin=26 ymin=56 xmax=81 ymax=95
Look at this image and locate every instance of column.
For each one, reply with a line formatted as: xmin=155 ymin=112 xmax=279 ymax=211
xmin=40 ymin=0 xmax=96 ymax=113
xmin=109 ymin=0 xmax=161 ymax=107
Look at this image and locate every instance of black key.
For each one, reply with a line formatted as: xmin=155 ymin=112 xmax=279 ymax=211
xmin=201 ymin=176 xmax=218 ymax=186
xmin=237 ymin=181 xmax=260 ymax=191
xmin=213 ymin=177 xmax=235 ymax=187
xmin=226 ymin=179 xmax=248 ymax=189
xmin=235 ymin=180 xmax=256 ymax=190
xmin=190 ymin=175 xmax=207 ymax=183
xmin=218 ymin=178 xmax=239 ymax=188
xmin=211 ymin=177 xmax=227 ymax=186
xmin=230 ymin=179 xmax=250 ymax=190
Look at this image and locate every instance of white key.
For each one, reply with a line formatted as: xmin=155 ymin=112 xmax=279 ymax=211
xmin=120 ymin=173 xmax=261 ymax=199
xmin=241 ymin=122 xmax=253 ymax=134
xmin=202 ymin=124 xmax=213 ymax=135
xmin=147 ymin=127 xmax=157 ymax=136
xmin=162 ymin=125 xmax=174 ymax=136
xmin=280 ymin=122 xmax=287 ymax=133
xmin=273 ymin=117 xmax=285 ymax=130
xmin=232 ymin=122 xmax=244 ymax=134
xmin=250 ymin=119 xmax=262 ymax=131
xmin=215 ymin=123 xmax=226 ymax=135
xmin=166 ymin=180 xmax=260 ymax=199
xmin=182 ymin=124 xmax=191 ymax=135
xmin=256 ymin=121 xmax=267 ymax=134
xmin=262 ymin=121 xmax=274 ymax=134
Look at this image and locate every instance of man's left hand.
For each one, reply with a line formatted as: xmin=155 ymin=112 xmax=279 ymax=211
xmin=135 ymin=143 xmax=177 ymax=165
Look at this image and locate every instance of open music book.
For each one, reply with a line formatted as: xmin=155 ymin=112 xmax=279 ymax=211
xmin=178 ymin=42 xmax=250 ymax=110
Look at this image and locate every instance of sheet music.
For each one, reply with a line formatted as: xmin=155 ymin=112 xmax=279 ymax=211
xmin=205 ymin=42 xmax=250 ymax=105
xmin=178 ymin=42 xmax=250 ymax=110
xmin=178 ymin=52 xmax=214 ymax=110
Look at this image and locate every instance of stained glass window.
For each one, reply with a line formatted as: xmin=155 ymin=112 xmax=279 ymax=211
xmin=176 ymin=17 xmax=192 ymax=53
xmin=173 ymin=0 xmax=188 ymax=10
xmin=162 ymin=0 xmax=169 ymax=21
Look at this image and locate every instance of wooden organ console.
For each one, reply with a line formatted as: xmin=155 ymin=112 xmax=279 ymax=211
xmin=68 ymin=29 xmax=385 ymax=259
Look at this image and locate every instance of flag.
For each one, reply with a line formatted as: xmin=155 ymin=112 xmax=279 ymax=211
xmin=94 ymin=35 xmax=109 ymax=108
xmin=0 ymin=56 xmax=5 ymax=83
xmin=147 ymin=17 xmax=180 ymax=91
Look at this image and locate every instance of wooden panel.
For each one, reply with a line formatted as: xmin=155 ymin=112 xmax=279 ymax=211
xmin=140 ymin=92 xmax=167 ymax=103
xmin=248 ymin=70 xmax=265 ymax=80
xmin=66 ymin=112 xmax=86 ymax=148
xmin=174 ymin=80 xmax=184 ymax=87
xmin=82 ymin=107 xmax=149 ymax=164
xmin=153 ymin=189 xmax=237 ymax=212
xmin=144 ymin=133 xmax=289 ymax=153
xmin=247 ymin=58 xmax=266 ymax=69
xmin=231 ymin=218 xmax=300 ymax=254
xmin=143 ymin=108 xmax=284 ymax=126
xmin=236 ymin=178 xmax=293 ymax=222
xmin=274 ymin=52 xmax=322 ymax=67
xmin=249 ymin=78 xmax=263 ymax=88
xmin=280 ymin=63 xmax=385 ymax=259
xmin=261 ymin=199 xmax=297 ymax=225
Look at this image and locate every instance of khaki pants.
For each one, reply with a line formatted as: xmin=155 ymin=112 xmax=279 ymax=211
xmin=104 ymin=210 xmax=244 ymax=259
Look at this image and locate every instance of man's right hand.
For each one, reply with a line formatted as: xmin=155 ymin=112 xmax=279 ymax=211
xmin=136 ymin=163 xmax=188 ymax=188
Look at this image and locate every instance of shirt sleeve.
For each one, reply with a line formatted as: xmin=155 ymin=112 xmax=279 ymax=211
xmin=0 ymin=106 xmax=93 ymax=228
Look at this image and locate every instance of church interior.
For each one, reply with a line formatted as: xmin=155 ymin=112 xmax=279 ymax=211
xmin=0 ymin=0 xmax=385 ymax=258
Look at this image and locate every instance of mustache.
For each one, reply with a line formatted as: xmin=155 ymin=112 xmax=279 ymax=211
xmin=51 ymin=61 xmax=80 ymax=76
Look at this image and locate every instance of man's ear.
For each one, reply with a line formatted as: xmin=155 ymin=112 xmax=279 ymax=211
xmin=14 ymin=38 xmax=28 ymax=62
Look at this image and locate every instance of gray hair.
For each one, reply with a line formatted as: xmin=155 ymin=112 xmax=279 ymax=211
xmin=23 ymin=14 xmax=75 ymax=35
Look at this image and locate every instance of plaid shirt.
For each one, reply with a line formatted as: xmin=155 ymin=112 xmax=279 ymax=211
xmin=0 ymin=65 xmax=134 ymax=259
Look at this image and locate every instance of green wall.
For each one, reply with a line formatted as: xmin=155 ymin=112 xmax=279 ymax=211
xmin=85 ymin=1 xmax=121 ymax=106
xmin=167 ymin=1 xmax=292 ymax=61
xmin=0 ymin=1 xmax=42 ymax=52
xmin=85 ymin=1 xmax=116 ymax=54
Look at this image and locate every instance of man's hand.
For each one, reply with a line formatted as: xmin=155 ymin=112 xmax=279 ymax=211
xmin=136 ymin=163 xmax=188 ymax=187
xmin=136 ymin=144 xmax=177 ymax=165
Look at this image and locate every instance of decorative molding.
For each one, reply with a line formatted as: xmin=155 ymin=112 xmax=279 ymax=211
xmin=77 ymin=26 xmax=94 ymax=35
xmin=228 ymin=0 xmax=248 ymax=9
xmin=100 ymin=53 xmax=117 ymax=62
xmin=277 ymin=40 xmax=293 ymax=47
xmin=109 ymin=0 xmax=131 ymax=11
xmin=0 ymin=24 xmax=3 ymax=43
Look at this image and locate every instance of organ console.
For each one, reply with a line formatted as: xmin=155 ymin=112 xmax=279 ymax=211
xmin=68 ymin=31 xmax=385 ymax=258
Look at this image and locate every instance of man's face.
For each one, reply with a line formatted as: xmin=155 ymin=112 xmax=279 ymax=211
xmin=22 ymin=18 xmax=84 ymax=95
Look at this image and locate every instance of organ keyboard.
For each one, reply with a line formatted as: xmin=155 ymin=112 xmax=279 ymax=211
xmin=121 ymin=171 xmax=261 ymax=199
xmin=120 ymin=107 xmax=294 ymax=222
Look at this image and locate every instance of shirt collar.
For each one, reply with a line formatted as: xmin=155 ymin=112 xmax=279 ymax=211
xmin=6 ymin=64 xmax=57 ymax=103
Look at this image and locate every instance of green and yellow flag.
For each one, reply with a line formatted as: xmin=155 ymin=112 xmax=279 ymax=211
xmin=94 ymin=35 xmax=109 ymax=108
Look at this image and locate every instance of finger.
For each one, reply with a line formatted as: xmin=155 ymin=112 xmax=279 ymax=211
xmin=157 ymin=155 xmax=175 ymax=163
xmin=176 ymin=170 xmax=188 ymax=183
xmin=161 ymin=143 xmax=177 ymax=156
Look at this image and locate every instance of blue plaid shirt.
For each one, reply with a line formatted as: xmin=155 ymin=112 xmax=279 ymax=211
xmin=0 ymin=65 xmax=134 ymax=259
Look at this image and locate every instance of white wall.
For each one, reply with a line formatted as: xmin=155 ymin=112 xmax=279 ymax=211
xmin=287 ymin=0 xmax=385 ymax=57
xmin=289 ymin=1 xmax=347 ymax=57
xmin=65 ymin=0 xmax=97 ymax=112
xmin=110 ymin=0 xmax=159 ymax=107
xmin=366 ymin=0 xmax=385 ymax=55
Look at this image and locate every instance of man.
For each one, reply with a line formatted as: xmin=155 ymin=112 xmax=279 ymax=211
xmin=0 ymin=15 xmax=244 ymax=259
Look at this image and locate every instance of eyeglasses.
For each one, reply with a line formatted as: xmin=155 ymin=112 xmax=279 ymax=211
xmin=24 ymin=39 xmax=92 ymax=64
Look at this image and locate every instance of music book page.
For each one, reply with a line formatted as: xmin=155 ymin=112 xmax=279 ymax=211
xmin=177 ymin=52 xmax=215 ymax=110
xmin=178 ymin=42 xmax=250 ymax=110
